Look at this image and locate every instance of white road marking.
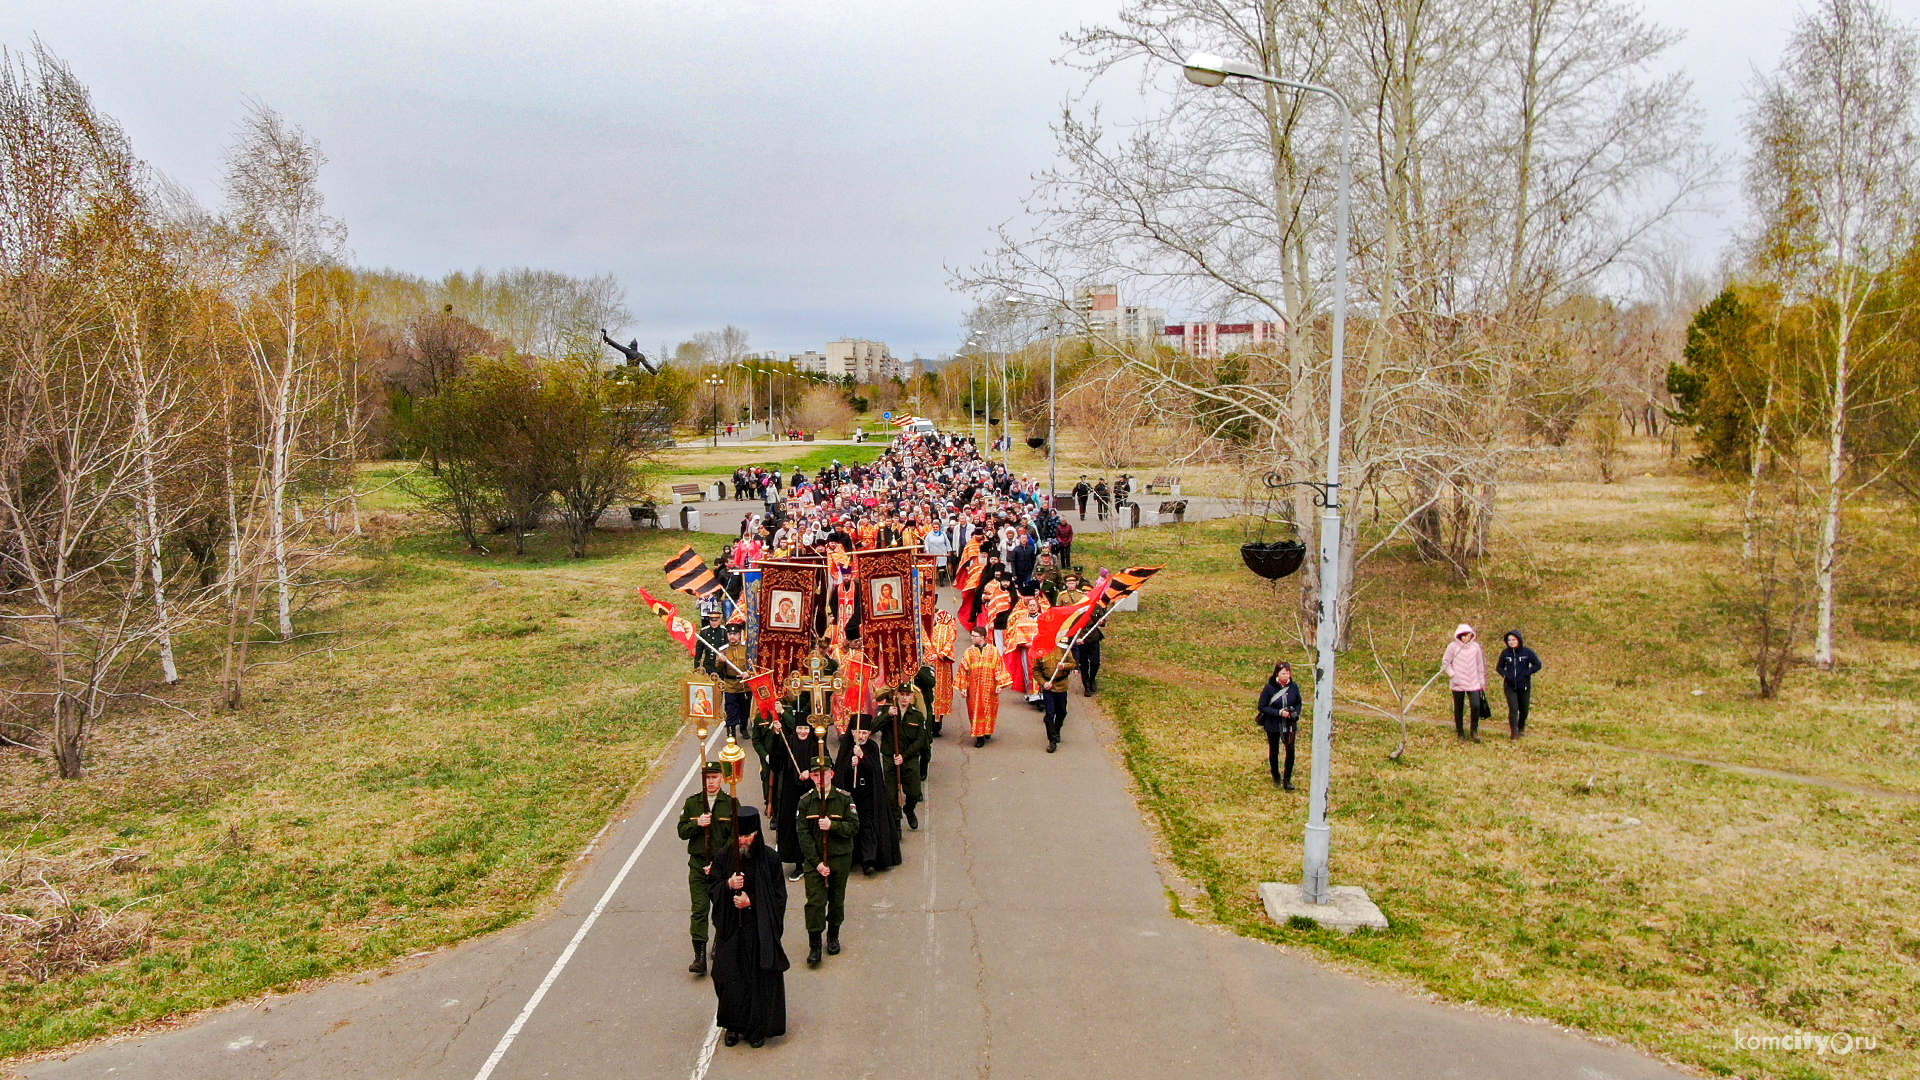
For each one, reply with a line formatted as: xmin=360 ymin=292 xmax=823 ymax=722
xmin=689 ymin=1021 xmax=723 ymax=1080
xmin=471 ymin=730 xmax=721 ymax=1080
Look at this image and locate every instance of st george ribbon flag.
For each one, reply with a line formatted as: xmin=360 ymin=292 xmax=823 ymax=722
xmin=635 ymin=587 xmax=699 ymax=656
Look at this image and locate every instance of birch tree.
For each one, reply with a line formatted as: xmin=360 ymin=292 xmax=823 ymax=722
xmin=1744 ymin=0 xmax=1920 ymax=670
xmin=222 ymin=103 xmax=344 ymax=641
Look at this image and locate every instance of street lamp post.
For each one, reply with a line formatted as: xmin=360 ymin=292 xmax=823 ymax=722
xmin=705 ymin=373 xmax=725 ymax=448
xmin=1004 ymin=298 xmax=1062 ymax=507
xmin=1184 ymin=51 xmax=1355 ymax=912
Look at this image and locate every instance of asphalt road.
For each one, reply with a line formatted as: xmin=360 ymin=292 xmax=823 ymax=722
xmin=26 ymin=598 xmax=1689 ymax=1080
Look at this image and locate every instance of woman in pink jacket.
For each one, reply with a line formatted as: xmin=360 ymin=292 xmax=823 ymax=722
xmin=1442 ymin=624 xmax=1487 ymax=742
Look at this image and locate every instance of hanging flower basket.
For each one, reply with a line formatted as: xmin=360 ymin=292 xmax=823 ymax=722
xmin=1241 ymin=540 xmax=1307 ymax=580
xmin=1025 ymin=437 xmax=1046 ymax=449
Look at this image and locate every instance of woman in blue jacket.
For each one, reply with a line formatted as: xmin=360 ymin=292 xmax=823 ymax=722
xmin=1496 ymin=630 xmax=1543 ymax=739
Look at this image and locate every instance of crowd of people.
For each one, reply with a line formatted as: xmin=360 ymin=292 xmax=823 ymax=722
xmin=681 ymin=432 xmax=1105 ymax=1050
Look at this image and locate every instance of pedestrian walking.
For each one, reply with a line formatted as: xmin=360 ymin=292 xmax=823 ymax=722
xmin=707 ymin=806 xmax=788 ymax=1048
xmin=1496 ymin=630 xmax=1543 ymax=739
xmin=1443 ymin=624 xmax=1488 ymax=742
xmin=1256 ymin=662 xmax=1303 ymax=789
xmin=1073 ymin=477 xmax=1091 ymax=520
xmin=1032 ymin=644 xmax=1077 ymax=752
xmin=1093 ymin=479 xmax=1111 ymax=521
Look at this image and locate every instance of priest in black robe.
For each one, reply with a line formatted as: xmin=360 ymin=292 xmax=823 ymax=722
xmin=834 ymin=720 xmax=903 ymax=874
xmin=707 ymin=806 xmax=789 ymax=1048
xmin=766 ymin=711 xmax=820 ymax=881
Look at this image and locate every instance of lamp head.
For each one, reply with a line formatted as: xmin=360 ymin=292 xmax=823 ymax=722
xmin=1183 ymin=52 xmax=1231 ymax=87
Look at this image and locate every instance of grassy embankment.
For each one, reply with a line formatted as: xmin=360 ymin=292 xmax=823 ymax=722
xmin=0 ymin=518 xmax=701 ymax=1058
xmin=1072 ymin=444 xmax=1920 ymax=1080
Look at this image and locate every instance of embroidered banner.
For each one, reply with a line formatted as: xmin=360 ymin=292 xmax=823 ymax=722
xmin=757 ymin=560 xmax=823 ymax=693
xmin=853 ymin=545 xmax=919 ymax=689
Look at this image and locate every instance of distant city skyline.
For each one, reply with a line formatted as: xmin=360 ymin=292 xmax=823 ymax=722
xmin=4 ymin=0 xmax=1914 ymax=357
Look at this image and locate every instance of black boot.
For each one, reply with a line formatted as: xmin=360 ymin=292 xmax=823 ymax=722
xmin=974 ymin=736 xmax=986 ymax=747
xmin=786 ymin=863 xmax=802 ymax=880
xmin=826 ymin=925 xmax=842 ymax=955
xmin=690 ymin=939 xmax=707 ymax=976
xmin=807 ymin=931 xmax=822 ymax=967
xmin=905 ymin=805 xmax=919 ymax=830
xmin=725 ymin=1031 xmax=740 ymax=1046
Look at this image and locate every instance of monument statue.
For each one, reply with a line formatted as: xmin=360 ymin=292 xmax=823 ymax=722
xmin=600 ymin=328 xmax=661 ymax=374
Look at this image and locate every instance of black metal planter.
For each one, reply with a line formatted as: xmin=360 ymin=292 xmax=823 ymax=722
xmin=1025 ymin=437 xmax=1046 ymax=449
xmin=1241 ymin=540 xmax=1307 ymax=579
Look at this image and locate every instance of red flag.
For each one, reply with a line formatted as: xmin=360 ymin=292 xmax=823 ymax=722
xmin=745 ymin=668 xmax=780 ymax=719
xmin=843 ymin=656 xmax=876 ymax=714
xmin=1035 ymin=597 xmax=1096 ymax=655
xmin=636 ymin=587 xmax=699 ymax=656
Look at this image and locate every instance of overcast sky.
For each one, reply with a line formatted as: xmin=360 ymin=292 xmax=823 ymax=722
xmin=2 ymin=0 xmax=1915 ymax=358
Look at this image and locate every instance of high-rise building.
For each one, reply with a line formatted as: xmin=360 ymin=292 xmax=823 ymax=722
xmin=790 ymin=339 xmax=898 ymax=382
xmin=1073 ymin=285 xmax=1167 ymax=344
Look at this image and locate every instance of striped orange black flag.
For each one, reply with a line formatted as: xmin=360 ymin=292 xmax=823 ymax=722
xmin=1091 ymin=565 xmax=1164 ymax=614
xmin=663 ymin=546 xmax=722 ymax=599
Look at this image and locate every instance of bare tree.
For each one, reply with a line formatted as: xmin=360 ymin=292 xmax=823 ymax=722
xmin=222 ymin=102 xmax=344 ymax=642
xmin=1744 ymin=0 xmax=1920 ymax=669
xmin=965 ymin=0 xmax=1709 ymax=641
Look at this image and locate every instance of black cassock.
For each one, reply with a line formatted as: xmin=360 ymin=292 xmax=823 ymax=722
xmin=769 ymin=728 xmax=819 ymax=867
xmin=707 ymin=836 xmax=790 ymax=1039
xmin=834 ymin=734 xmax=902 ymax=870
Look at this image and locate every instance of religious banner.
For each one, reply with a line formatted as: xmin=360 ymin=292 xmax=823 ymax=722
xmin=756 ymin=560 xmax=822 ymax=692
xmin=740 ymin=567 xmax=762 ymax=666
xmin=916 ymin=555 xmax=938 ymax=641
xmin=852 ymin=545 xmax=919 ymax=688
xmin=744 ymin=668 xmax=781 ymax=720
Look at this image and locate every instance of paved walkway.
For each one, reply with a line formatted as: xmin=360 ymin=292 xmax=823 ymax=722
xmin=27 ymin=596 xmax=1688 ymax=1080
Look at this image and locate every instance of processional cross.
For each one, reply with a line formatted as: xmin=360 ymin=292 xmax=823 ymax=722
xmin=784 ymin=649 xmax=845 ymax=723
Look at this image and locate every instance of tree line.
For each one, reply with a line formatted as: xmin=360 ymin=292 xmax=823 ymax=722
xmin=0 ymin=45 xmax=669 ymax=778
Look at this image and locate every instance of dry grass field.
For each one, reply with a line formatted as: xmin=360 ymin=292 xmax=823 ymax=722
xmin=1072 ymin=443 xmax=1920 ymax=1080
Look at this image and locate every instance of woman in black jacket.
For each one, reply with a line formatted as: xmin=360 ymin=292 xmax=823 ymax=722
xmin=1496 ymin=630 xmax=1543 ymax=739
xmin=1256 ymin=662 xmax=1304 ymax=790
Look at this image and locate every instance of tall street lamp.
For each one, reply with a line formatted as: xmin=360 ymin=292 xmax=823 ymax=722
xmin=705 ymin=372 xmax=725 ymax=448
xmin=1004 ymin=297 xmax=1061 ymax=508
xmin=1182 ymin=51 xmax=1368 ymax=922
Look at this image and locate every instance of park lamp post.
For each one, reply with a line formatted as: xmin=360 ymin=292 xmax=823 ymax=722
xmin=705 ymin=372 xmax=725 ymax=448
xmin=1002 ymin=296 xmax=1061 ymax=508
xmin=965 ymin=335 xmax=985 ymax=445
xmin=1182 ymin=52 xmax=1374 ymax=927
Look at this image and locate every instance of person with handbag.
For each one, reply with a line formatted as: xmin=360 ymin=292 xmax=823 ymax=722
xmin=1442 ymin=624 xmax=1488 ymax=742
xmin=1256 ymin=662 xmax=1304 ymax=789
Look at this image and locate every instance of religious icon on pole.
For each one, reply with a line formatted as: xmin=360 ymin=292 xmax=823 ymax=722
xmin=684 ymin=671 xmax=718 ymax=722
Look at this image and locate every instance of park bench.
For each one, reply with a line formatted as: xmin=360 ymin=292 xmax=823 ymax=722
xmin=629 ymin=503 xmax=660 ymax=528
xmin=670 ymin=483 xmax=705 ymax=503
xmin=1143 ymin=475 xmax=1182 ymax=495
xmin=1159 ymin=500 xmax=1188 ymax=523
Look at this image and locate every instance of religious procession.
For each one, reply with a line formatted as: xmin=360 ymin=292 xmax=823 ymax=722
xmin=636 ymin=425 xmax=1161 ymax=1050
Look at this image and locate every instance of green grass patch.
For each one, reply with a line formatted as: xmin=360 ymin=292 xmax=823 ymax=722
xmin=1076 ymin=471 xmax=1920 ymax=1080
